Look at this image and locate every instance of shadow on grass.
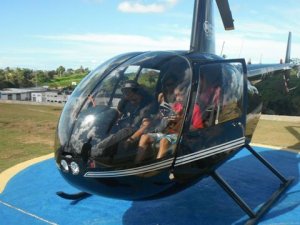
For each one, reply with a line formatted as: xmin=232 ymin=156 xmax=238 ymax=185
xmin=286 ymin=126 xmax=300 ymax=150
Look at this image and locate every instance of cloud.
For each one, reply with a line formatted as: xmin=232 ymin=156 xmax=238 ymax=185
xmin=118 ymin=0 xmax=179 ymax=13
xmin=156 ymin=23 xmax=191 ymax=36
xmin=7 ymin=28 xmax=299 ymax=70
xmin=13 ymin=32 xmax=189 ymax=69
xmin=36 ymin=33 xmax=188 ymax=49
xmin=216 ymin=32 xmax=300 ymax=63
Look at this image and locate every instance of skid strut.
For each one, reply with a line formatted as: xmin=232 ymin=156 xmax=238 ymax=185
xmin=211 ymin=144 xmax=293 ymax=225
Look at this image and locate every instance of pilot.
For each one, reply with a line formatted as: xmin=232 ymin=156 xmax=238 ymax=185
xmin=95 ymin=81 xmax=156 ymax=161
xmin=116 ymin=80 xmax=156 ymax=141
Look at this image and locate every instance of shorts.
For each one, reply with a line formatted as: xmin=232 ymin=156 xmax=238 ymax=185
xmin=147 ymin=133 xmax=178 ymax=145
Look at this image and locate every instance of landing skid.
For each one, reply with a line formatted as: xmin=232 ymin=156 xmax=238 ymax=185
xmin=56 ymin=191 xmax=91 ymax=200
xmin=211 ymin=144 xmax=294 ymax=225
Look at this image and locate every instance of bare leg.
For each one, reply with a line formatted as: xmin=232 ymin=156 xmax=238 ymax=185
xmin=135 ymin=134 xmax=153 ymax=163
xmin=157 ymin=138 xmax=170 ymax=159
xmin=129 ymin=119 xmax=150 ymax=141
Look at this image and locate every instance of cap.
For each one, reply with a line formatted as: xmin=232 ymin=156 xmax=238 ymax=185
xmin=121 ymin=80 xmax=140 ymax=93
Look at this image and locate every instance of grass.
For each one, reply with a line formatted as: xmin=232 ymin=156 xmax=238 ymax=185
xmin=0 ymin=102 xmax=299 ymax=172
xmin=252 ymin=119 xmax=300 ymax=150
xmin=0 ymin=103 xmax=62 ymax=172
xmin=48 ymin=73 xmax=86 ymax=88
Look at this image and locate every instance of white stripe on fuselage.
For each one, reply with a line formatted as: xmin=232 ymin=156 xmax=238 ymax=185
xmin=84 ymin=137 xmax=245 ymax=178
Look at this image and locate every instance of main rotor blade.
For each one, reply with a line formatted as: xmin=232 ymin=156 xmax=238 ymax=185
xmin=215 ymin=0 xmax=234 ymax=30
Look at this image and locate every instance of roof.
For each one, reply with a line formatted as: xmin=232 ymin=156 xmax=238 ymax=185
xmin=0 ymin=87 xmax=48 ymax=94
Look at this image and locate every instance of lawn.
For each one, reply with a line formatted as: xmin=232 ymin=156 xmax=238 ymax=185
xmin=0 ymin=103 xmax=62 ymax=172
xmin=252 ymin=118 xmax=300 ymax=150
xmin=0 ymin=102 xmax=299 ymax=172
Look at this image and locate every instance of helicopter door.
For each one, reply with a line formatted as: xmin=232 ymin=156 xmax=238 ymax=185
xmin=180 ymin=60 xmax=247 ymax=157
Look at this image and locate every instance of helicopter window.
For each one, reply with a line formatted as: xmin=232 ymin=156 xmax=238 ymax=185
xmin=123 ymin=65 xmax=140 ymax=80
xmin=82 ymin=65 xmax=141 ymax=109
xmin=219 ymin=63 xmax=243 ymax=123
xmin=56 ymin=53 xmax=141 ymax=147
xmin=194 ymin=62 xmax=243 ymax=128
xmin=137 ymin=68 xmax=160 ymax=94
xmin=92 ymin=70 xmax=123 ymax=108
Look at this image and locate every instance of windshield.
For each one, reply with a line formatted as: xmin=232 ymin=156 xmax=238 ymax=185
xmin=56 ymin=52 xmax=141 ymax=147
xmin=57 ymin=51 xmax=192 ymax=169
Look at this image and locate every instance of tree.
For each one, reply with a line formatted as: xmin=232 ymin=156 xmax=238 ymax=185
xmin=56 ymin=66 xmax=66 ymax=77
xmin=256 ymin=71 xmax=300 ymax=116
xmin=32 ymin=70 xmax=48 ymax=86
xmin=291 ymin=58 xmax=300 ymax=65
xmin=0 ymin=66 xmax=91 ymax=90
xmin=75 ymin=66 xmax=85 ymax=74
xmin=66 ymin=68 xmax=74 ymax=75
xmin=0 ymin=69 xmax=5 ymax=82
xmin=0 ymin=80 xmax=14 ymax=89
xmin=47 ymin=70 xmax=56 ymax=80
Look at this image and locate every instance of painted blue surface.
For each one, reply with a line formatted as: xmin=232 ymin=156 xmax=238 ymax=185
xmin=0 ymin=146 xmax=299 ymax=225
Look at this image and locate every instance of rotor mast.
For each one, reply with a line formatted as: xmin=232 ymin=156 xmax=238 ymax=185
xmin=190 ymin=0 xmax=215 ymax=54
xmin=190 ymin=0 xmax=234 ymax=54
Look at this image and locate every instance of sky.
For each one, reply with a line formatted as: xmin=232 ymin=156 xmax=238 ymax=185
xmin=1 ymin=0 xmax=299 ymax=70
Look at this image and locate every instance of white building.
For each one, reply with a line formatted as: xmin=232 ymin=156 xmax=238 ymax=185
xmin=0 ymin=87 xmax=72 ymax=104
xmin=45 ymin=91 xmax=71 ymax=104
xmin=0 ymin=88 xmax=47 ymax=101
xmin=31 ymin=92 xmax=44 ymax=103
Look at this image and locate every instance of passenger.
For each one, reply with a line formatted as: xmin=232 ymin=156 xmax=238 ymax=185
xmin=198 ymin=68 xmax=222 ymax=126
xmin=136 ymin=82 xmax=203 ymax=162
xmin=159 ymin=75 xmax=177 ymax=103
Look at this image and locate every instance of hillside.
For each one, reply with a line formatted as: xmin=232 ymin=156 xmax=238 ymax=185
xmin=46 ymin=73 xmax=86 ymax=88
xmin=0 ymin=66 xmax=89 ymax=89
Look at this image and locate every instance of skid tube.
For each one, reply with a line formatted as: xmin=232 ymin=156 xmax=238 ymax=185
xmin=56 ymin=191 xmax=91 ymax=200
xmin=210 ymin=144 xmax=294 ymax=225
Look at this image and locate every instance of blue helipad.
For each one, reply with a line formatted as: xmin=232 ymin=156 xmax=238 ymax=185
xmin=0 ymin=146 xmax=299 ymax=225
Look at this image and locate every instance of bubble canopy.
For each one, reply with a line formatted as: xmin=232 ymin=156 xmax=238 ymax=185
xmin=55 ymin=51 xmax=193 ymax=172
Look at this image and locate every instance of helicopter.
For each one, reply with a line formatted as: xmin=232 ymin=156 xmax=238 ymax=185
xmin=54 ymin=0 xmax=296 ymax=224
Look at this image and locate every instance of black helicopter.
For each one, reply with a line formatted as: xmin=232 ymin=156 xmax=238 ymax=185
xmin=55 ymin=0 xmax=296 ymax=224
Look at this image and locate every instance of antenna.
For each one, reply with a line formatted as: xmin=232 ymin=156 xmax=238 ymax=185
xmin=220 ymin=41 xmax=225 ymax=56
xmin=259 ymin=54 xmax=263 ymax=64
xmin=238 ymin=39 xmax=244 ymax=57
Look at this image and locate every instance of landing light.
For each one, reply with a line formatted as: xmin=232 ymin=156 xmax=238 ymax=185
xmin=61 ymin=160 xmax=69 ymax=172
xmin=70 ymin=162 xmax=80 ymax=175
